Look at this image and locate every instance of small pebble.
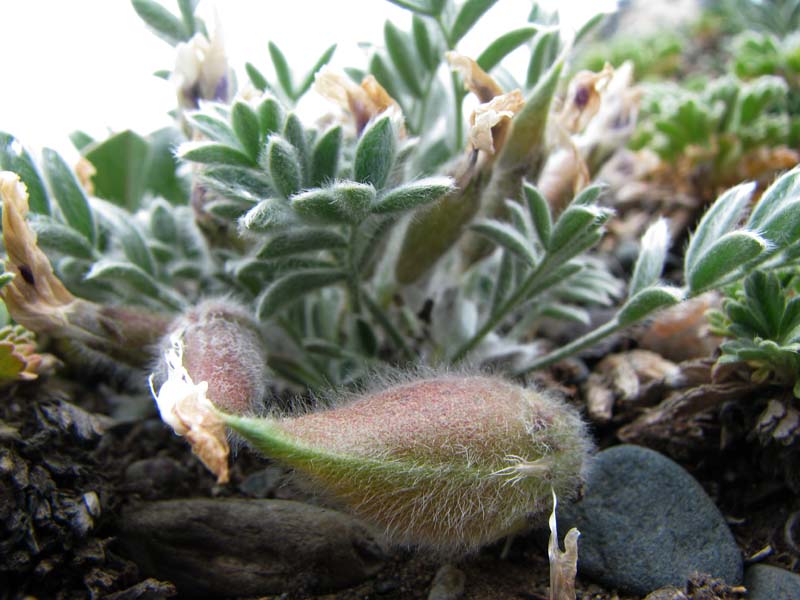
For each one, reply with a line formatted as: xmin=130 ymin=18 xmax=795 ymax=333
xmin=427 ymin=564 xmax=465 ymax=600
xmin=374 ymin=578 xmax=400 ymax=594
xmin=120 ymin=498 xmax=387 ymax=597
xmin=238 ymin=466 xmax=284 ymax=498
xmin=643 ymin=587 xmax=688 ymax=600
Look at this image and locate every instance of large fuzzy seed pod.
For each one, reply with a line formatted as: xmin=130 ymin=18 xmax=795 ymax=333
xmin=223 ymin=375 xmax=592 ymax=555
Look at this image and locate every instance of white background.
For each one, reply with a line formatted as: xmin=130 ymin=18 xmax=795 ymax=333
xmin=0 ymin=1 xmax=611 ymax=159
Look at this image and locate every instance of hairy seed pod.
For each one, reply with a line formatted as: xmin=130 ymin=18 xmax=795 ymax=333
xmin=151 ymin=299 xmax=269 ymax=483
xmin=223 ymin=375 xmax=592 ymax=554
xmin=164 ymin=299 xmax=268 ymax=415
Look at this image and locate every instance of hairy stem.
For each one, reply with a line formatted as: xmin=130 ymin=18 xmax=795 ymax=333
xmin=435 ymin=16 xmax=464 ymax=152
xmin=363 ymin=291 xmax=415 ymax=361
xmin=511 ymin=319 xmax=624 ymax=376
xmin=347 ymin=224 xmax=362 ymax=313
xmin=413 ymin=73 xmax=437 ymax=134
xmin=277 ymin=315 xmax=331 ymax=388
xmin=450 ymin=71 xmax=465 ymax=151
xmin=450 ymin=256 xmax=558 ymax=363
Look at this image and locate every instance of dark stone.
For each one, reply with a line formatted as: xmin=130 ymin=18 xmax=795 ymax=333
xmin=745 ymin=564 xmax=800 ymax=600
xmin=374 ymin=578 xmax=400 ymax=594
xmin=560 ymin=445 xmax=742 ymax=595
xmin=119 ymin=498 xmax=388 ymax=598
xmin=238 ymin=466 xmax=284 ymax=498
xmin=124 ymin=457 xmax=190 ymax=494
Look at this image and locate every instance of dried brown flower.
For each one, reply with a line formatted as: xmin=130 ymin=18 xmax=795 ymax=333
xmin=0 ymin=172 xmax=79 ymax=336
xmin=314 ymin=67 xmax=403 ymax=135
xmin=150 ymin=331 xmax=231 ymax=484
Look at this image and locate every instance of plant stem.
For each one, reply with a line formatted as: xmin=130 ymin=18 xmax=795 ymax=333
xmin=413 ymin=73 xmax=437 ymax=134
xmin=451 ymin=71 xmax=464 ymax=151
xmin=363 ymin=292 xmax=415 ymax=361
xmin=434 ymin=16 xmax=464 ymax=152
xmin=276 ymin=315 xmax=331 ymax=387
xmin=450 ymin=256 xmax=557 ymax=363
xmin=512 ymin=318 xmax=625 ymax=376
xmin=347 ymin=224 xmax=362 ymax=313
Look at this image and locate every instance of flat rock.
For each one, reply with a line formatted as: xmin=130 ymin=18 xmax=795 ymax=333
xmin=560 ymin=445 xmax=742 ymax=595
xmin=745 ymin=564 xmax=800 ymax=600
xmin=120 ymin=498 xmax=387 ymax=598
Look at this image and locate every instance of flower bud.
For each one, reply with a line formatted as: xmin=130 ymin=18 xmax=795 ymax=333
xmin=223 ymin=375 xmax=592 ymax=554
xmin=172 ymin=25 xmax=230 ymax=110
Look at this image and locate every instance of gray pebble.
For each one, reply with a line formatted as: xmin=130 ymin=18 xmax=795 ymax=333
xmin=745 ymin=564 xmax=800 ymax=600
xmin=427 ymin=564 xmax=465 ymax=600
xmin=560 ymin=444 xmax=742 ymax=595
xmin=238 ymin=466 xmax=285 ymax=498
xmin=643 ymin=587 xmax=687 ymax=600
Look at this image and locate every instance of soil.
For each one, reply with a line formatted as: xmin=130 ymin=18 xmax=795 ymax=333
xmin=1 ymin=356 xmax=798 ymax=600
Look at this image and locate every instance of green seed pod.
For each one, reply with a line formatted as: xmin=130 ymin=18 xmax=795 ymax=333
xmin=223 ymin=375 xmax=591 ymax=554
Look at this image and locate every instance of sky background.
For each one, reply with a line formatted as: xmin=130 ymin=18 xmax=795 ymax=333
xmin=0 ymin=0 xmax=613 ymax=160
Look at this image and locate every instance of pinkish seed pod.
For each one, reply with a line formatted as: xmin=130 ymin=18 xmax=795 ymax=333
xmin=165 ymin=299 xmax=268 ymax=415
xmin=223 ymin=375 xmax=592 ymax=554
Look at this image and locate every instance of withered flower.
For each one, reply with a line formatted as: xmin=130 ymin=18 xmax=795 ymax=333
xmin=0 ymin=172 xmax=78 ymax=335
xmin=173 ymin=22 xmax=230 ymax=110
xmin=548 ymin=490 xmax=580 ymax=600
xmin=581 ymin=61 xmax=639 ymax=149
xmin=538 ymin=63 xmax=630 ymax=212
xmin=446 ymin=52 xmax=524 ymax=156
xmin=149 ymin=299 xmax=269 ymax=484
xmin=150 ymin=331 xmax=230 ymax=483
xmin=469 ymin=90 xmax=525 ymax=155
xmin=446 ymin=51 xmax=503 ymax=103
xmin=0 ymin=171 xmax=169 ymax=368
xmin=314 ymin=67 xmax=403 ymax=135
xmin=557 ymin=63 xmax=614 ymax=134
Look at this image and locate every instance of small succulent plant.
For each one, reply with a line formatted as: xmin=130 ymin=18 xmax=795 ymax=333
xmin=709 ymin=270 xmax=800 ymax=396
xmin=578 ymin=31 xmax=683 ymax=82
xmin=710 ymin=0 xmax=800 ymax=39
xmin=0 ymin=323 xmax=57 ymax=386
xmin=629 ymin=74 xmax=799 ymax=197
xmin=708 ymin=268 xmax=800 ymax=490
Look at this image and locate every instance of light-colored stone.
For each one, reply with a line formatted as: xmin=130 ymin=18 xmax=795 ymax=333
xmin=428 ymin=564 xmax=465 ymax=600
